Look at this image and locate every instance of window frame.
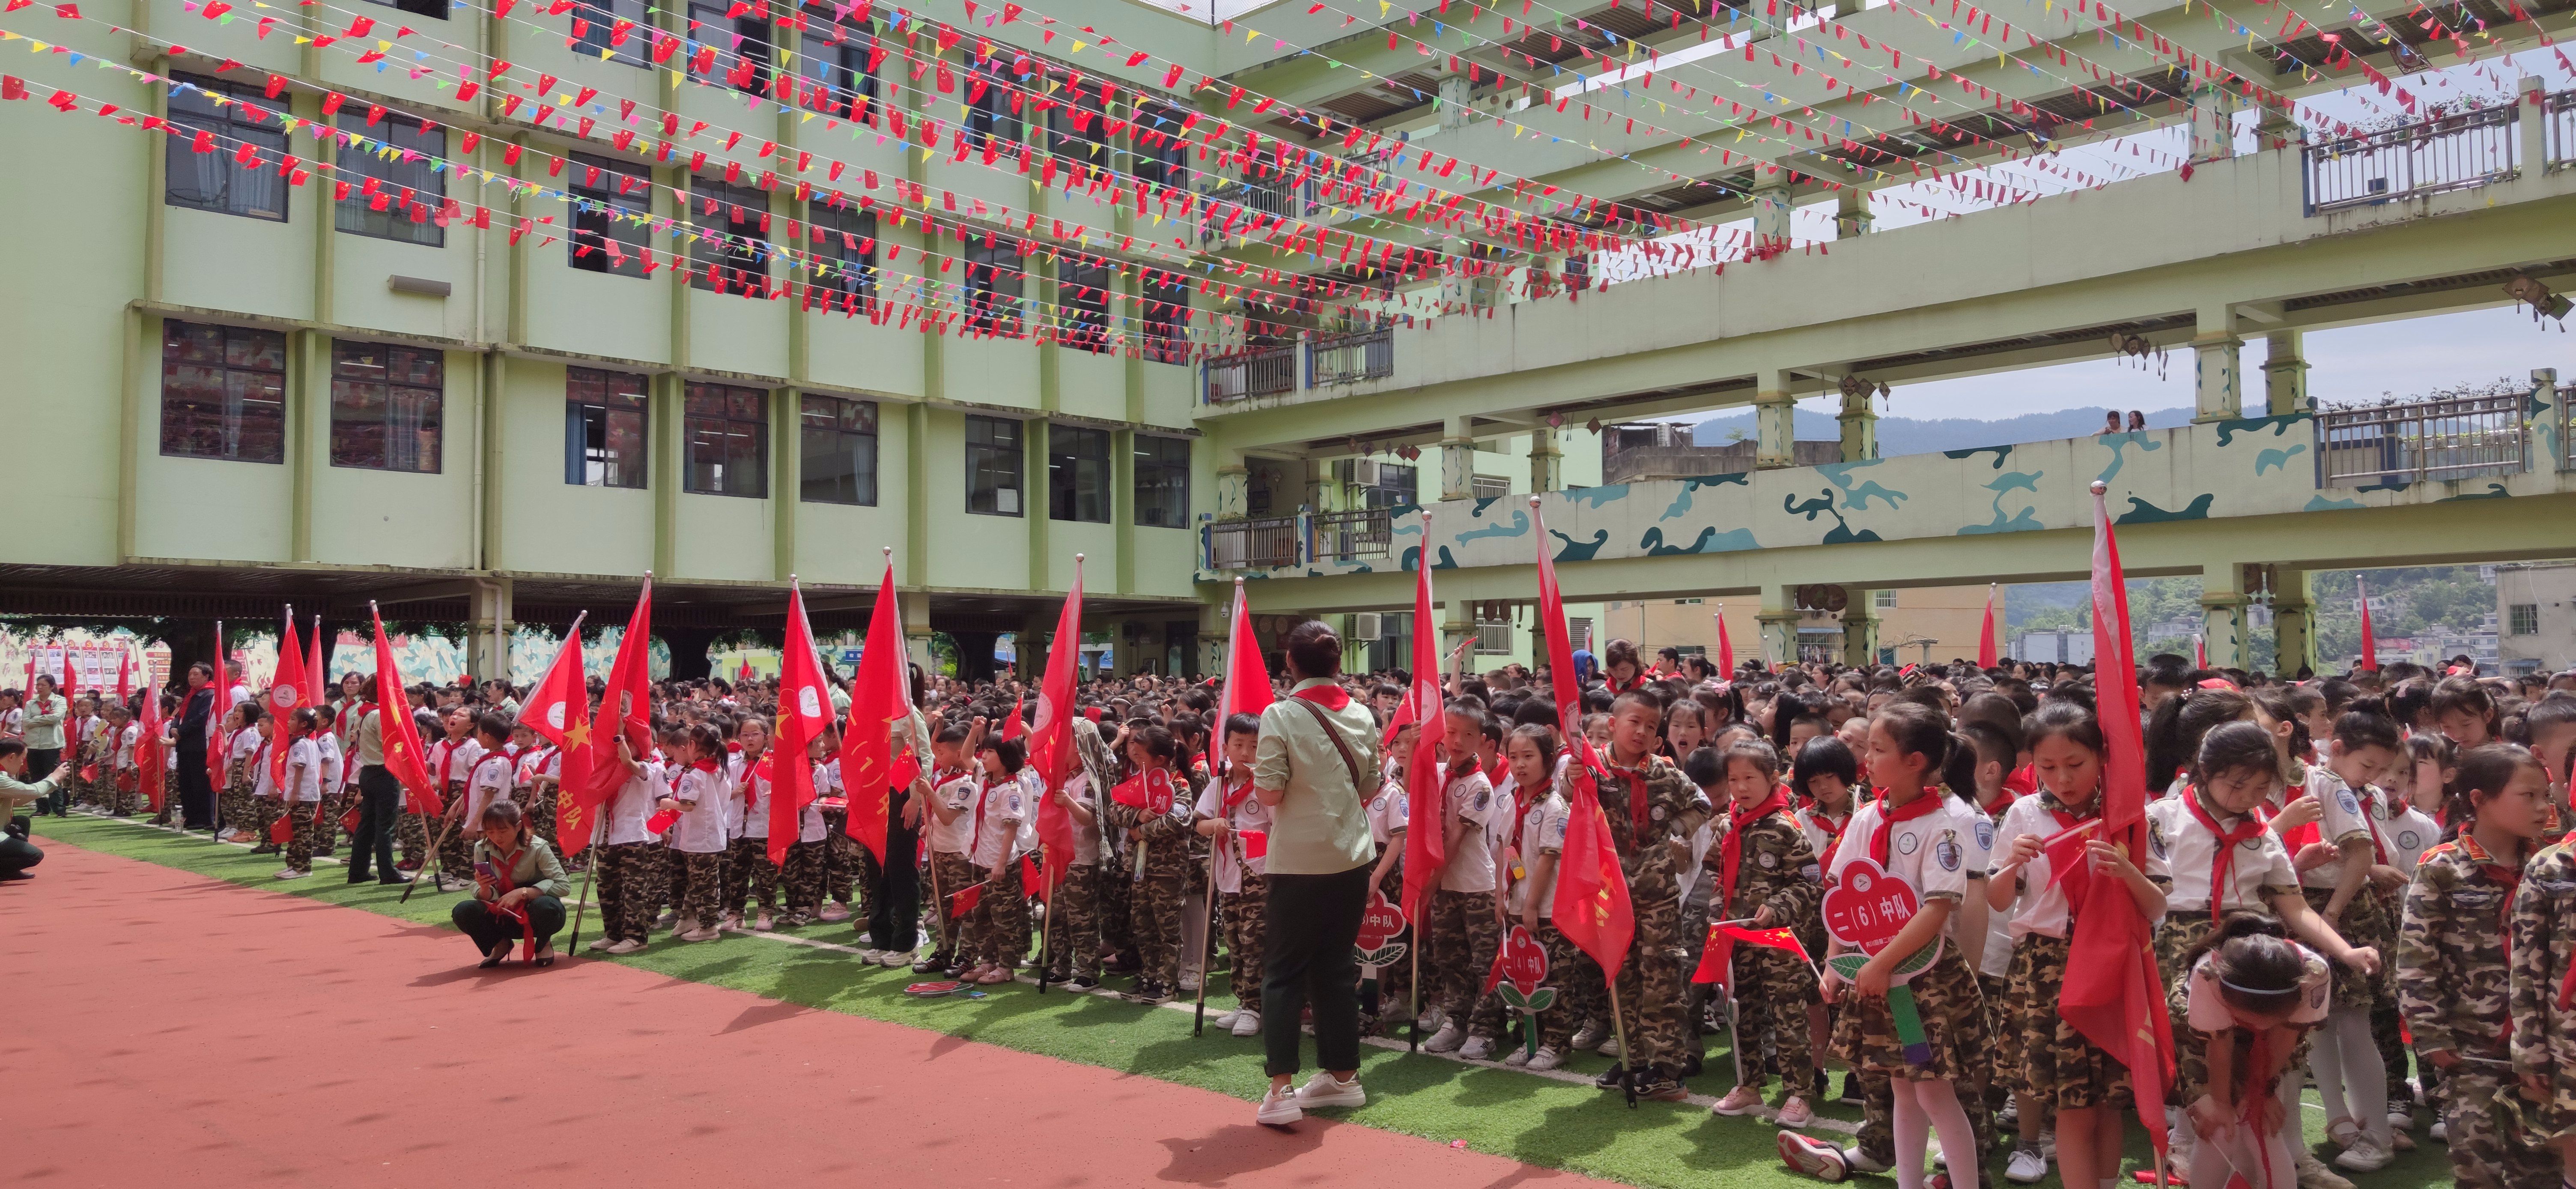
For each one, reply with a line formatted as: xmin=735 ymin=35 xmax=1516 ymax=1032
xmin=159 ymin=319 xmax=288 ymax=464
xmin=333 ymin=108 xmax=448 ymax=247
xmin=682 ymin=382 xmax=770 ymax=498
xmin=163 ymin=74 xmax=289 ymax=222
xmin=1057 ymin=256 xmax=1111 ymax=352
xmin=1141 ymin=269 xmax=1188 ymax=364
xmin=1873 ymin=589 xmax=1899 ymax=609
xmin=798 ymin=394 xmax=879 ymax=506
xmin=687 ymin=0 xmax=772 ymax=95
xmin=964 ymin=64 xmax=1026 ymax=150
xmin=564 ymin=366 xmax=650 ymax=489
xmin=568 ymin=152 xmax=653 ymax=278
xmin=571 ymin=0 xmax=649 ymax=66
xmin=1133 ymin=435 xmax=1190 ymax=529
xmin=687 ymin=179 xmax=770 ymax=295
xmin=1130 ymin=103 xmax=1192 ymax=191
xmin=1047 ymin=425 xmax=1110 ymax=524
xmin=2509 ymin=603 xmax=2539 ymax=636
xmin=964 ymin=415 xmax=1024 ymax=517
xmin=964 ymin=238 xmax=1026 ymax=336
xmin=809 ymin=202 xmax=877 ymax=311
xmin=793 ymin=17 xmax=879 ymax=119
xmin=362 ymin=0 xmax=445 ymax=19
xmin=328 ymin=339 xmax=445 ymax=474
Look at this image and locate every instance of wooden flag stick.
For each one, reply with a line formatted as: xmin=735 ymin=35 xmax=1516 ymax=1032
xmin=1605 ymin=974 xmax=1638 ymax=1108
xmin=564 ymin=813 xmax=605 ymax=953
xmin=402 ymin=801 xmax=463 ymax=905
xmin=1193 ymin=837 xmax=1222 ymax=1034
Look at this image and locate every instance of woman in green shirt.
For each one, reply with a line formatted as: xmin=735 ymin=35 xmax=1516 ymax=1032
xmin=453 ymin=799 xmax=570 ymax=967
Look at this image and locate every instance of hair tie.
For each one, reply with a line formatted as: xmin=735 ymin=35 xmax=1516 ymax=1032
xmin=2216 ymin=975 xmax=2294 ymax=996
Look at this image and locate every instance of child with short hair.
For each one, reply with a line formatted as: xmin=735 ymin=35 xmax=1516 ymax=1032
xmin=1105 ymin=724 xmax=1193 ymax=1004
xmin=777 ymin=729 xmax=834 ymax=927
xmin=724 ymin=717 xmax=782 ymax=932
xmin=221 ymin=702 xmax=262 ymax=844
xmin=272 ymin=707 xmax=325 ymax=880
xmin=2289 ymin=704 xmax=2406 ymax=1171
xmin=310 ymin=705 xmax=343 ymax=855
xmin=658 ymin=722 xmax=732 ymax=943
xmin=104 ymin=703 xmax=139 ymax=817
xmin=916 ymin=718 xmax=985 ymax=975
xmin=1698 ymin=738 xmax=1825 ymax=1126
xmin=960 ymin=735 xmax=1031 ymax=986
xmin=1195 ymin=713 xmax=1271 ymax=1036
xmin=587 ymin=731 xmax=660 ymax=955
xmin=1423 ymin=700 xmax=1506 ymax=1060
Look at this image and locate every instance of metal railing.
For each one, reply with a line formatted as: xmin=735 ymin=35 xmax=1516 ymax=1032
xmin=1205 ymin=514 xmax=1303 ymax=571
xmin=1307 ymin=328 xmax=1395 ymax=386
xmin=1202 ymin=346 xmax=1298 ymax=403
xmin=2314 ymin=392 xmax=2528 ymax=485
xmin=2550 ymin=89 xmax=2576 ymax=169
xmin=1311 ymin=508 xmax=1392 ymax=562
xmin=2303 ymin=104 xmax=2519 ymax=214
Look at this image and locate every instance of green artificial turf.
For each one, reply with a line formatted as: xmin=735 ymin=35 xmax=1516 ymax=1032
xmin=36 ymin=814 xmax=2460 ymax=1189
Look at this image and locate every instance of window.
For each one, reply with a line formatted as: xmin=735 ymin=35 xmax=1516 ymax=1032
xmin=567 ymin=153 xmax=651 ymax=278
xmin=965 ymin=239 xmax=1025 ymax=335
xmin=334 ymin=110 xmax=447 ymax=246
xmin=1471 ymin=474 xmax=1510 ymax=500
xmin=571 ymin=0 xmax=648 ymax=66
xmin=564 ymin=367 xmax=649 ymax=488
xmin=688 ymin=0 xmax=772 ymax=94
xmin=164 ymin=74 xmax=288 ymax=221
xmin=800 ymin=395 xmax=877 ymax=505
xmin=794 ymin=19 xmax=877 ymax=119
xmin=2510 ymin=603 xmax=2539 ymax=636
xmin=1048 ymin=426 xmax=1109 ymax=523
xmin=683 ymin=383 xmax=768 ymax=496
xmin=1058 ymin=256 xmax=1109 ymax=351
xmin=364 ymin=0 xmax=444 ymax=18
xmin=810 ymin=203 xmax=876 ymax=311
xmin=1363 ymin=464 xmax=1417 ymax=509
xmin=1141 ymin=269 xmax=1188 ymax=364
xmin=1134 ymin=436 xmax=1190 ymax=528
xmin=965 ymin=65 xmax=1025 ymax=149
xmin=1873 ymin=589 xmax=1899 ymax=609
xmin=1569 ymin=617 xmax=1593 ymax=651
xmin=688 ymin=179 xmax=769 ymax=294
xmin=965 ymin=415 xmax=1022 ymax=516
xmin=1131 ymin=103 xmax=1191 ymax=190
xmin=330 ymin=340 xmax=443 ymax=472
xmin=1049 ymin=84 xmax=1105 ymax=158
xmin=159 ymin=320 xmax=286 ymax=463
xmin=1474 ymin=620 xmax=1514 ymax=654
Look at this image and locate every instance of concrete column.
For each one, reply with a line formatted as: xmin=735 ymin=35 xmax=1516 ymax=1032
xmin=2522 ymin=77 xmax=2549 ymax=171
xmin=1437 ymin=72 xmax=1471 ymax=131
xmin=2191 ymin=308 xmax=2243 ymax=423
xmin=1755 ymin=371 xmax=1796 ymax=469
xmin=1837 ymin=382 xmax=1878 ymax=463
xmin=2263 ymin=330 xmax=2309 ymax=416
xmin=1213 ymin=445 xmax=1248 ymax=521
xmin=1528 ymin=426 xmax=1563 ymax=493
xmin=1750 ymin=175 xmax=1793 ymax=251
xmin=2200 ymin=563 xmax=2250 ymax=671
xmin=1833 ymin=186 xmax=1873 ymax=239
xmin=1441 ymin=603 xmax=1476 ymax=680
xmin=1015 ymin=610 xmax=1052 ymax=684
xmin=2187 ymin=82 xmax=2238 ymax=163
xmin=2536 ymin=368 xmax=2563 ymax=473
xmin=2271 ymin=569 xmax=2315 ymax=678
xmin=466 ymin=577 xmax=513 ymax=684
xmin=1840 ymin=597 xmax=1880 ymax=667
xmin=1438 ymin=415 xmax=1477 ymax=501
xmin=1756 ymin=586 xmax=1801 ymax=671
xmin=901 ymin=589 xmax=936 ymax=677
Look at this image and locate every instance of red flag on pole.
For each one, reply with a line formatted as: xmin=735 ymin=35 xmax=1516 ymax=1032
xmin=2059 ymin=481 xmax=2174 ymax=1166
xmin=1026 ymin=556 xmax=1086 ymax=901
xmin=1715 ymin=604 xmax=1734 ymax=678
xmin=768 ymin=580 xmax=835 ymax=866
xmin=1207 ymin=577 xmax=1275 ymax=785
xmin=205 ymin=621 xmax=233 ymax=798
xmin=999 ymin=688 xmax=1027 ymax=741
xmin=1977 ymin=583 xmax=2000 ymax=669
xmin=1531 ymin=497 xmax=1634 ymax=983
xmin=2194 ymin=633 xmax=2207 ymax=669
xmin=369 ymin=605 xmax=440 ymax=816
xmin=2355 ymin=575 xmax=2378 ymax=672
xmin=840 ymin=552 xmax=913 ymax=863
xmin=116 ymin=648 xmax=131 ymax=705
xmin=516 ymin=614 xmax=595 ymax=853
xmin=266 ymin=605 xmax=310 ymax=795
xmin=566 ymin=580 xmax=654 ymax=822
xmin=137 ymin=669 xmax=166 ymax=813
xmin=1399 ymin=519 xmax=1447 ymax=929
xmin=309 ymin=614 xmax=327 ymax=700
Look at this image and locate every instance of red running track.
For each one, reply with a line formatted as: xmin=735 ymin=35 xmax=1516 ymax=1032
xmin=7 ymin=839 xmax=1617 ymax=1187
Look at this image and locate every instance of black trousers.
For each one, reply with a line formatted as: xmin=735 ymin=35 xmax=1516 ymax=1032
xmin=26 ymin=750 xmax=63 ymax=816
xmin=453 ymin=895 xmax=566 ymax=955
xmin=177 ymin=740 xmax=215 ymax=829
xmin=1 ymin=818 xmax=40 ymax=878
xmin=865 ymin=790 xmax=921 ymax=953
xmin=347 ymin=765 xmax=401 ymax=882
xmin=1260 ymin=862 xmax=1373 ymax=1079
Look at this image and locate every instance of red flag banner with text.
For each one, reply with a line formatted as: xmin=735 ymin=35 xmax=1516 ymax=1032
xmin=769 ymin=583 xmax=835 ymax=866
xmin=370 ymin=607 xmax=439 ymax=816
xmin=1532 ymin=498 xmax=1634 ymax=983
xmin=516 ymin=616 xmax=595 ymax=854
xmin=1399 ymin=522 xmax=1446 ymax=927
xmin=1028 ymin=558 xmax=1085 ymax=900
xmin=840 ymin=557 xmax=911 ymax=863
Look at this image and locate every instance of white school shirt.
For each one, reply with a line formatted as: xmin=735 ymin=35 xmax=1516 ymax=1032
xmin=2293 ymin=764 xmax=2377 ymax=890
xmin=2146 ymin=792 xmax=2300 ymax=917
xmin=722 ymin=749 xmax=753 ymax=835
xmin=969 ymin=773 xmax=1026 ymax=870
xmin=283 ymin=737 xmax=322 ymax=803
xmin=670 ymin=763 xmax=731 ymax=854
xmin=116 ymin=722 xmax=142 ymax=770
xmin=1058 ymin=771 xmax=1103 ymax=866
xmin=314 ymin=734 xmax=344 ymax=797
xmin=926 ymin=768 xmax=980 ymax=856
xmin=465 ymin=748 xmax=513 ymax=825
xmin=601 ymin=765 xmax=659 ymax=846
xmin=250 ymin=739 xmax=278 ymax=799
xmin=1438 ymin=762 xmax=1501 ymax=893
xmin=799 ymin=759 xmax=838 ymax=844
xmin=2371 ymin=794 xmax=2441 ymax=878
xmin=443 ymin=739 xmax=486 ymax=789
xmin=736 ymin=756 xmax=772 ymax=841
xmin=1193 ymin=772 xmax=1274 ymax=893
xmin=1366 ymin=780 xmax=1410 ymax=848
xmin=1825 ymin=794 xmax=1991 ymax=950
xmin=1507 ymin=787 xmax=1571 ymax=918
xmin=1 ymin=706 xmax=18 ymax=735
xmin=2184 ymin=947 xmax=2331 ymax=1032
xmin=1990 ymin=794 xmax=2171 ymax=943
xmin=229 ymin=727 xmax=262 ymax=779
xmin=1014 ymin=768 xmax=1044 ymax=859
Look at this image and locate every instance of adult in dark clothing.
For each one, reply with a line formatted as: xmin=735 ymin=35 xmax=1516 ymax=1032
xmin=173 ymin=663 xmax=217 ymax=831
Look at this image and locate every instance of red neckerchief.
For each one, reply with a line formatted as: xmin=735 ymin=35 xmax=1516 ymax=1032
xmin=1717 ymin=787 xmax=1791 ymax=913
xmin=739 ymin=750 xmax=769 ymax=812
xmin=1606 ymin=750 xmax=1655 ymax=839
xmin=1291 ymin=684 xmax=1351 ymax=711
xmin=2186 ymin=789 xmax=2268 ymax=925
xmin=2455 ymin=833 xmax=2523 ymax=961
xmin=1448 ymin=753 xmax=1481 ymax=783
xmin=2042 ymin=792 xmax=2102 ymax=918
xmin=1869 ymin=788 xmax=1945 ymax=869
xmin=967 ymin=773 xmax=995 ymax=859
xmin=1980 ymin=785 xmax=2018 ymax=819
xmin=1804 ymin=803 xmax=1851 ymax=857
xmin=1219 ymin=765 xmax=1256 ymax=815
xmin=688 ymin=756 xmax=720 ymax=775
xmin=2004 ymin=762 xmax=2037 ymax=797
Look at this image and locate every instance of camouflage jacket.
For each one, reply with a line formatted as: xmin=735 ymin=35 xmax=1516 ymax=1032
xmin=2508 ymin=839 xmax=2576 ymax=1080
xmin=1701 ymin=807 xmax=1823 ymax=926
xmin=2397 ymin=836 xmax=2523 ymax=1060
xmin=1596 ymin=752 xmax=1711 ymax=883
xmin=1102 ymin=775 xmax=1198 ymax=876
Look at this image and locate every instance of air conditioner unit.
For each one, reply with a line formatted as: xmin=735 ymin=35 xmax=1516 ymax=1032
xmin=1350 ymin=458 xmax=1381 ymax=487
xmin=1353 ymin=612 xmax=1383 ymax=641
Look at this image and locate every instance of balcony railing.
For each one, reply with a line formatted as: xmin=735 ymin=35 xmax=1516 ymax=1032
xmin=1202 ymin=346 xmax=1298 ymax=403
xmin=1204 ymin=514 xmax=1303 ymax=571
xmin=1311 ymin=508 xmax=1391 ymax=562
xmin=1307 ymin=328 xmax=1395 ymax=386
xmin=2303 ymin=105 xmax=2520 ymax=214
xmin=2551 ymin=89 xmax=2575 ymax=169
xmin=2314 ymin=392 xmax=2528 ymax=486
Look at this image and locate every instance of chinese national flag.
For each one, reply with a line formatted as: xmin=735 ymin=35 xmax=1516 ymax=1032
xmin=266 ymin=606 xmax=310 ymax=839
xmin=840 ymin=556 xmax=915 ymax=863
xmin=999 ymin=689 xmax=1027 ymax=741
xmin=137 ymin=672 xmax=166 ymax=812
xmin=1531 ymin=497 xmax=1634 ymax=984
xmin=1398 ymin=524 xmax=1446 ymax=928
xmin=204 ymin=622 xmax=233 ymax=797
xmin=369 ymin=606 xmax=439 ymax=816
xmin=1692 ymin=922 xmax=1810 ymax=986
xmin=1026 ymin=558 xmax=1085 ymax=901
xmin=566 ymin=580 xmax=653 ymax=822
xmin=517 ymin=615 xmax=597 ymax=854
xmin=2356 ymin=575 xmax=2379 ymax=672
xmin=1977 ymin=583 xmax=2000 ymax=669
xmin=768 ymin=581 xmax=836 ymax=866
xmin=2059 ymin=483 xmax=2174 ymax=1165
xmin=1207 ymin=578 xmax=1275 ymax=786
xmin=1715 ymin=605 xmax=1735 ymax=677
xmin=116 ymin=649 xmax=131 ymax=704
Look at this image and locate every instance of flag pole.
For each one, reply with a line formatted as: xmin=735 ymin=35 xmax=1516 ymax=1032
xmin=565 ymin=811 xmax=604 ymax=953
xmin=402 ymin=807 xmax=460 ymax=905
xmin=1035 ymin=875 xmax=1058 ymax=993
xmin=1605 ymin=973 xmax=1638 ymax=1108
xmin=1408 ymin=920 xmax=1423 ymax=1053
xmin=1193 ymin=831 xmax=1222 ymax=1034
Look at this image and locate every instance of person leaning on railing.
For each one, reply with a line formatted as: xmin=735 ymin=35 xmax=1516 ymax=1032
xmin=452 ymin=800 xmax=570 ymax=968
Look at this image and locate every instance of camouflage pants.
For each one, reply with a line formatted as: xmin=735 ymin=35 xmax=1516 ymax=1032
xmin=926 ymin=851 xmax=978 ymax=959
xmin=1096 ymin=851 xmax=1136 ymax=962
xmin=819 ymin=808 xmax=859 ymax=905
xmin=2156 ymin=914 xmax=2222 ymax=1102
xmin=780 ymin=839 xmax=827 ymax=915
xmin=313 ymin=791 xmax=344 ymax=854
xmin=1731 ymin=944 xmax=1824 ymax=1099
xmin=1533 ymin=922 xmax=1589 ymax=1053
xmin=1827 ymin=941 xmax=1992 ymax=1083
xmin=396 ymin=810 xmax=427 ymax=866
xmin=593 ymin=841 xmax=663 ymax=943
xmin=1428 ymin=889 xmax=1506 ymax=1037
xmin=2007 ymin=933 xmax=2135 ymax=1110
xmin=2438 ymin=1070 xmax=2563 ymax=1189
xmin=1044 ymin=864 xmax=1101 ymax=979
xmin=281 ymin=802 xmax=319 ymax=872
xmin=966 ymin=858 xmax=1028 ymax=968
xmin=435 ymin=813 xmax=474 ymax=883
xmin=1134 ymin=867 xmax=1190 ymax=987
xmin=529 ymin=786 xmax=558 ymax=851
xmin=671 ymin=849 xmax=725 ymax=931
xmin=220 ymin=779 xmax=255 ymax=836
xmin=152 ymin=771 xmax=176 ymax=824
xmin=2304 ymin=885 xmax=2391 ymax=1012
xmin=1220 ymin=878 xmax=1267 ymax=1010
xmin=724 ymin=836 xmax=779 ymax=915
xmin=1613 ymin=867 xmax=1691 ymax=1075
xmin=251 ymin=797 xmax=284 ymax=849
xmin=107 ymin=773 xmax=138 ymax=816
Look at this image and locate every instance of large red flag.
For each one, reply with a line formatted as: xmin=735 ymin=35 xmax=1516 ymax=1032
xmin=1027 ymin=556 xmax=1086 ymax=900
xmin=1715 ymin=605 xmax=1735 ymax=677
xmin=2355 ymin=574 xmax=2378 ymax=672
xmin=516 ymin=615 xmax=597 ymax=853
xmin=2060 ymin=480 xmax=2174 ymax=1163
xmin=309 ymin=614 xmax=327 ymax=700
xmin=999 ymin=688 xmax=1027 ymax=741
xmin=266 ymin=605 xmax=310 ymax=794
xmin=137 ymin=666 xmax=165 ymax=812
xmin=769 ymin=581 xmax=836 ymax=866
xmin=1978 ymin=583 xmax=2000 ymax=669
xmin=1399 ymin=517 xmax=1447 ymax=928
xmin=567 ymin=580 xmax=653 ymax=817
xmin=116 ymin=648 xmax=131 ymax=705
xmin=1207 ymin=577 xmax=1276 ymax=784
xmin=369 ymin=605 xmax=439 ymax=816
xmin=840 ymin=553 xmax=914 ymax=863
xmin=205 ymin=621 xmax=233 ymax=798
xmin=1531 ymin=497 xmax=1634 ymax=982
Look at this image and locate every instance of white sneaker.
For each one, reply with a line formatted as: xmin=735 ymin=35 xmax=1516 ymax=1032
xmin=586 ymin=936 xmax=616 ymax=952
xmin=603 ymin=939 xmax=645 ymax=955
xmin=1416 ymin=1007 xmax=1448 ymax=1034
xmin=2387 ymin=1106 xmax=2415 ymax=1133
xmin=752 ymin=914 xmax=774 ymax=932
xmin=677 ymin=926 xmax=720 ymax=942
xmin=1255 ymin=1084 xmax=1304 ymax=1126
xmin=1774 ymin=1096 xmax=1814 ymax=1129
xmin=1840 ymin=1147 xmax=1892 ymax=1175
xmin=1422 ymin=1022 xmax=1465 ymax=1053
xmin=1458 ymin=1035 xmax=1496 ymax=1061
xmin=1231 ymin=1010 xmax=1261 ymax=1038
xmin=1596 ymin=1034 xmax=1623 ymax=1058
xmin=1526 ymin=1046 xmax=1565 ymax=1072
xmin=274 ymin=868 xmax=308 ymax=880
xmin=2005 ymin=1146 xmax=2050 ymax=1183
xmin=1179 ymin=971 xmax=1202 ymax=992
xmin=2429 ymin=1119 xmax=2447 ymax=1141
xmin=817 ymin=902 xmax=852 ymax=922
xmin=2332 ymin=1139 xmax=2394 ymax=1173
xmin=1211 ymin=1009 xmax=1240 ymax=1030
xmin=1569 ymin=1020 xmax=1608 ymax=1051
xmin=1710 ymin=1085 xmax=1767 ymax=1116
xmin=859 ymin=948 xmax=887 ymax=962
xmin=1502 ymin=1047 xmax=1533 ymax=1067
xmin=879 ymin=951 xmax=913 ymax=968
xmin=1294 ymin=1072 xmax=1365 ymax=1109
